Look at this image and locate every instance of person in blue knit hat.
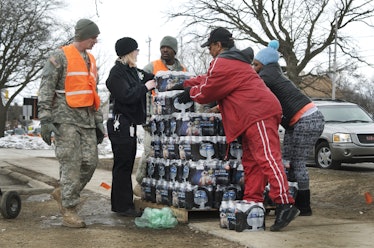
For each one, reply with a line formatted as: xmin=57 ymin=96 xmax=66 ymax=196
xmin=254 ymin=40 xmax=279 ymax=65
xmin=253 ymin=40 xmax=325 ymax=216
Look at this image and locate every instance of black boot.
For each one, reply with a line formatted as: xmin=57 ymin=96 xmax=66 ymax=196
xmin=295 ymin=190 xmax=312 ymax=216
xmin=270 ymin=204 xmax=300 ymax=232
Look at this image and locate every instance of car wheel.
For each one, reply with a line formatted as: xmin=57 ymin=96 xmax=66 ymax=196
xmin=315 ymin=142 xmax=341 ymax=169
xmin=0 ymin=191 xmax=21 ymax=219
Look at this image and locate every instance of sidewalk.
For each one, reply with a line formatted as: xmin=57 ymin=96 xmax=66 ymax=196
xmin=1 ymin=148 xmax=374 ymax=248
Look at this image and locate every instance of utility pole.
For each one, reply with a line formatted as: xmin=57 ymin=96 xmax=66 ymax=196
xmin=146 ymin=37 xmax=151 ymax=63
xmin=332 ymin=11 xmax=338 ymax=100
xmin=179 ymin=36 xmax=183 ymax=64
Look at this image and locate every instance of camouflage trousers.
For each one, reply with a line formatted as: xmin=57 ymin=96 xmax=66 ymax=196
xmin=54 ymin=123 xmax=98 ymax=208
xmin=283 ymin=110 xmax=325 ymax=190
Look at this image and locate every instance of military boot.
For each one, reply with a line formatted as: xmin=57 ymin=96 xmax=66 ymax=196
xmin=51 ymin=187 xmax=64 ymax=214
xmin=62 ymin=207 xmax=86 ymax=228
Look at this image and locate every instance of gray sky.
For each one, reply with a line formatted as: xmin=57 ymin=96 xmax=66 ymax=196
xmin=17 ymin=0 xmax=374 ymax=100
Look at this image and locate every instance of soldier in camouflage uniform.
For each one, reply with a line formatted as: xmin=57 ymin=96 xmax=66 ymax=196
xmin=38 ymin=19 xmax=104 ymax=228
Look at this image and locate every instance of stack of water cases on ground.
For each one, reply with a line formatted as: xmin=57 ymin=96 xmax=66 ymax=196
xmin=140 ymin=71 xmax=245 ymax=213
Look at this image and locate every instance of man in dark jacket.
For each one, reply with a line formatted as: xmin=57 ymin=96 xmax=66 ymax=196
xmin=177 ymin=27 xmax=300 ymax=231
xmin=134 ymin=36 xmax=187 ymax=195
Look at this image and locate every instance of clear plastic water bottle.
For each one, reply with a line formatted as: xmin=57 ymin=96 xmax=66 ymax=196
xmin=177 ymin=181 xmax=186 ymax=208
xmin=172 ymin=181 xmax=179 ymax=207
xmin=150 ymin=178 xmax=157 ymax=203
xmin=214 ymin=185 xmax=225 ymax=209
xmin=227 ymin=189 xmax=236 ymax=201
xmin=185 ymin=182 xmax=194 ymax=210
xmin=141 ymin=177 xmax=149 ymax=201
xmin=155 ymin=179 xmax=163 ymax=204
xmin=226 ymin=200 xmax=236 ymax=230
xmin=193 ymin=188 xmax=208 ymax=209
xmin=219 ymin=200 xmax=228 ymax=228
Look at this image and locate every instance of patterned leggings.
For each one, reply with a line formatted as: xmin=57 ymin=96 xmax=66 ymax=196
xmin=283 ymin=110 xmax=325 ymax=190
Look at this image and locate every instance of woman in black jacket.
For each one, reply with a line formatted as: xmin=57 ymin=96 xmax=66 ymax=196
xmin=253 ymin=40 xmax=325 ymax=216
xmin=106 ymin=37 xmax=156 ymax=217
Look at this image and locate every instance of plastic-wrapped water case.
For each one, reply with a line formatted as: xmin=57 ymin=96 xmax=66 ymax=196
xmin=154 ymin=71 xmax=194 ymax=92
xmin=153 ymin=92 xmax=194 ymax=115
xmin=235 ymin=201 xmax=265 ymax=232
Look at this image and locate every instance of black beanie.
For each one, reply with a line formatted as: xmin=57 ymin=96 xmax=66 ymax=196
xmin=241 ymin=47 xmax=254 ymax=63
xmin=115 ymin=37 xmax=138 ymax=57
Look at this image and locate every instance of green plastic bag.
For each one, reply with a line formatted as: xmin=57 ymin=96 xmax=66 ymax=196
xmin=135 ymin=207 xmax=178 ymax=229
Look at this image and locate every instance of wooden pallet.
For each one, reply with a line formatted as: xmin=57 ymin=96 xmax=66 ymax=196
xmin=134 ymin=198 xmax=219 ymax=223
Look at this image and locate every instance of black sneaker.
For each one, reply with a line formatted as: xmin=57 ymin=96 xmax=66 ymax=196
xmin=270 ymin=204 xmax=300 ymax=231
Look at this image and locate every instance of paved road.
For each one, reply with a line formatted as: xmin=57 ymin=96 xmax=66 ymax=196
xmin=1 ymin=148 xmax=374 ymax=248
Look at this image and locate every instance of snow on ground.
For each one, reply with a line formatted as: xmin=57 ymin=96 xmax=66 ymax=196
xmin=0 ymin=135 xmax=52 ymax=150
xmin=0 ymin=132 xmax=145 ymax=159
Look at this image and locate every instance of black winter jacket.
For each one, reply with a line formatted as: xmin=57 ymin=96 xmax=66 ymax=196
xmin=106 ymin=61 xmax=154 ymax=125
xmin=258 ymin=63 xmax=311 ymax=129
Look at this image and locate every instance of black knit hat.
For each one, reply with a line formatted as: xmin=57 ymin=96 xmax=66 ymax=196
xmin=115 ymin=37 xmax=138 ymax=57
xmin=201 ymin=27 xmax=233 ymax=48
xmin=241 ymin=47 xmax=254 ymax=63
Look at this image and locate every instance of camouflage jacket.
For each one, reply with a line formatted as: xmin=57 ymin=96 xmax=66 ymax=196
xmin=38 ymin=47 xmax=103 ymax=127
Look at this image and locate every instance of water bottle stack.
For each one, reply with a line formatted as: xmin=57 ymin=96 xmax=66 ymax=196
xmin=140 ymin=71 xmax=245 ymax=211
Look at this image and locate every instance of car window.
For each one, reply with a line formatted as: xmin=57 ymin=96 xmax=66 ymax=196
xmin=318 ymin=105 xmax=373 ymax=123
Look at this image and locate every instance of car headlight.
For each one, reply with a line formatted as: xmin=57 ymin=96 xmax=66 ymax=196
xmin=332 ymin=133 xmax=352 ymax=143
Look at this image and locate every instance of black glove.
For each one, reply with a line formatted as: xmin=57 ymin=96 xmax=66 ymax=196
xmin=96 ymin=123 xmax=105 ymax=144
xmin=168 ymin=83 xmax=184 ymax=91
xmin=177 ymin=87 xmax=192 ymax=104
xmin=40 ymin=122 xmax=59 ymax=146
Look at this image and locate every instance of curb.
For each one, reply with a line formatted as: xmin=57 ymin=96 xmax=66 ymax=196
xmin=0 ymin=166 xmax=53 ymax=195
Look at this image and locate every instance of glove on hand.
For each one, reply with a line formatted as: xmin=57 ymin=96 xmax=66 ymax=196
xmin=177 ymin=87 xmax=192 ymax=104
xmin=41 ymin=123 xmax=59 ymax=146
xmin=168 ymin=83 xmax=184 ymax=91
xmin=96 ymin=123 xmax=105 ymax=144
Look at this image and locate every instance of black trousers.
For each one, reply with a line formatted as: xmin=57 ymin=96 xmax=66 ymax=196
xmin=110 ymin=137 xmax=137 ymax=212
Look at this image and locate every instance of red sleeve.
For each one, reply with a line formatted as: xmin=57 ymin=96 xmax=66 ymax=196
xmin=185 ymin=58 xmax=235 ymax=104
xmin=184 ymin=76 xmax=203 ymax=87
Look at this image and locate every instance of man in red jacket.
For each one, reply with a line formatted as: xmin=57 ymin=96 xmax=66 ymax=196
xmin=177 ymin=27 xmax=299 ymax=231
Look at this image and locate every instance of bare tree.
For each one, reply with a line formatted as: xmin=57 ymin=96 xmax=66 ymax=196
xmin=0 ymin=0 xmax=68 ymax=137
xmin=169 ymin=0 xmax=374 ymax=84
xmin=179 ymin=40 xmax=211 ymax=75
xmin=339 ymin=73 xmax=374 ymax=115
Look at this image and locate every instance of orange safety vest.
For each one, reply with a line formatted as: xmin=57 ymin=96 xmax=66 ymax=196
xmin=151 ymin=59 xmax=187 ymax=74
xmin=61 ymin=44 xmax=100 ymax=110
